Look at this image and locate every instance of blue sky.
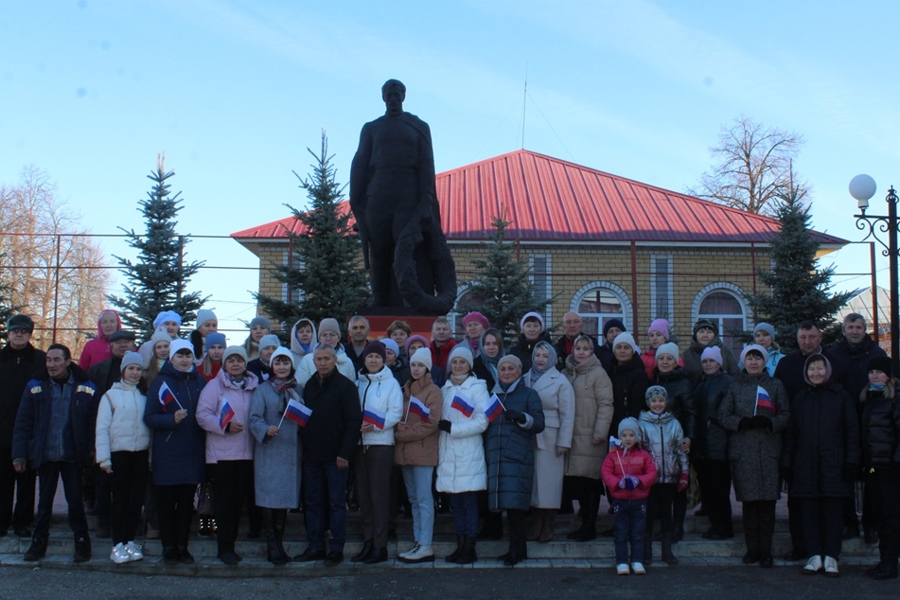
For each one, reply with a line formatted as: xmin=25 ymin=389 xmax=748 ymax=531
xmin=2 ymin=0 xmax=899 ymax=339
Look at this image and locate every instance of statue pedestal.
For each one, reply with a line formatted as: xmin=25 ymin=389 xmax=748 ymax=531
xmin=362 ymin=314 xmax=437 ymax=338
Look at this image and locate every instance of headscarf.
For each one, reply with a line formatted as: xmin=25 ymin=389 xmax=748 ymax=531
xmin=527 ymin=341 xmax=557 ymax=386
xmin=477 ymin=327 xmax=505 ymax=385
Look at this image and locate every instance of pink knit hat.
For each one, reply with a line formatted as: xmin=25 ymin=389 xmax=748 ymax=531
xmin=647 ymin=318 xmax=670 ymax=340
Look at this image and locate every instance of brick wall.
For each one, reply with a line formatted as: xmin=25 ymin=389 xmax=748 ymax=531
xmin=243 ymin=240 xmax=769 ymax=344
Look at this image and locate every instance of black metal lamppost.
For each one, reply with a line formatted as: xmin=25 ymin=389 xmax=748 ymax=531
xmin=850 ymin=174 xmax=900 ymax=372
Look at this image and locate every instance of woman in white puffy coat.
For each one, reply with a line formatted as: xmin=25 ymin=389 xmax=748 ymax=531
xmin=436 ymin=346 xmax=490 ymax=564
xmin=95 ymin=352 xmax=151 ymax=564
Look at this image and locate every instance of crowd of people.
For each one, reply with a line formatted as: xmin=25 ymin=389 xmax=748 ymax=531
xmin=0 ymin=307 xmax=898 ymax=579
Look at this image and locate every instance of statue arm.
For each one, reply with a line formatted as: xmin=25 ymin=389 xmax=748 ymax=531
xmin=350 ymin=123 xmax=374 ymax=215
xmin=416 ymin=121 xmax=438 ymax=224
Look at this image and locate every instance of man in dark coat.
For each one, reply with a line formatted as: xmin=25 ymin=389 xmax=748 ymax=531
xmin=342 ymin=315 xmax=370 ymax=374
xmin=825 ymin=313 xmax=887 ymax=542
xmin=0 ymin=314 xmax=43 ymax=537
xmin=554 ymin=311 xmax=601 ymax=371
xmin=294 ymin=344 xmax=362 ymax=567
xmin=12 ymin=343 xmax=95 ymax=562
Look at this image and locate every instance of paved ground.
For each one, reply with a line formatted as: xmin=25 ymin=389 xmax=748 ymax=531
xmin=0 ymin=565 xmax=896 ymax=600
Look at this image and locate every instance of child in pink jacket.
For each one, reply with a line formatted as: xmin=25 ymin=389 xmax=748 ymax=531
xmin=601 ymin=417 xmax=657 ymax=576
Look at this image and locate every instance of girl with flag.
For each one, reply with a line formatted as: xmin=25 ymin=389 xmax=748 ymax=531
xmin=143 ymin=339 xmax=206 ymax=566
xmin=486 ymin=354 xmax=545 ymax=566
xmin=563 ymin=335 xmax=614 ymax=542
xmin=249 ymin=347 xmax=303 ymax=566
xmin=394 ymin=347 xmax=443 ymax=563
xmin=436 ymin=345 xmax=489 ymax=564
xmin=717 ymin=344 xmax=789 ymax=568
xmin=782 ymin=353 xmax=859 ymax=577
xmin=196 ymin=346 xmax=260 ymax=566
xmin=352 ymin=341 xmax=403 ymax=565
xmin=525 ymin=341 xmax=575 ymax=543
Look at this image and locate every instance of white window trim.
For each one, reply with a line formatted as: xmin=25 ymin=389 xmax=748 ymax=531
xmin=570 ymin=281 xmax=632 ymax=331
xmin=691 ymin=282 xmax=748 ymax=324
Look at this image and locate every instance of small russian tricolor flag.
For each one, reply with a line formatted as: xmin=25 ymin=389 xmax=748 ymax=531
xmin=219 ymin=400 xmax=236 ymax=430
xmin=609 ymin=436 xmax=624 ymax=451
xmin=451 ymin=394 xmax=475 ymax=418
xmin=363 ymin=407 xmax=387 ymax=429
xmin=484 ymin=393 xmax=505 ymax=423
xmin=755 ymin=385 xmax=774 ymax=413
xmin=158 ymin=382 xmax=179 ymax=412
xmin=407 ymin=396 xmax=430 ymax=422
xmin=284 ymin=398 xmax=312 ymax=427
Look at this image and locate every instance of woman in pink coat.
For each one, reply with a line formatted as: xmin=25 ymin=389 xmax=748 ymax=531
xmin=79 ymin=309 xmax=122 ymax=370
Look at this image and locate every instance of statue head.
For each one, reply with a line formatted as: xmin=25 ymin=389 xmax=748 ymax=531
xmin=382 ymin=79 xmax=406 ymax=116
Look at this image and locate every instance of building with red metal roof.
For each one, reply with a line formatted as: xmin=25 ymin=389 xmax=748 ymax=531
xmin=233 ymin=149 xmax=847 ymax=354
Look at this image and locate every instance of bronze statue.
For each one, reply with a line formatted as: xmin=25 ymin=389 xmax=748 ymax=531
xmin=350 ymin=79 xmax=456 ymax=315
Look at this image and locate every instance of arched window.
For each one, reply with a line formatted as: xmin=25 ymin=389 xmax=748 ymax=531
xmin=449 ymin=286 xmax=487 ymax=338
xmin=570 ymin=282 xmax=632 ymax=338
xmin=692 ymin=283 xmax=748 ymax=358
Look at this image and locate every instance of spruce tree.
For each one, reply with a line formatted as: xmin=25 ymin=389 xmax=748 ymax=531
xmin=255 ymin=133 xmax=370 ymax=329
xmin=744 ymin=183 xmax=852 ymax=350
xmin=459 ymin=213 xmax=546 ymax=343
xmin=107 ymin=154 xmax=207 ymax=338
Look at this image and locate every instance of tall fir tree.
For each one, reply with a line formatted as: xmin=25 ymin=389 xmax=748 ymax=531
xmin=744 ymin=182 xmax=851 ymax=350
xmin=107 ymin=154 xmax=207 ymax=338
xmin=459 ymin=213 xmax=546 ymax=343
xmin=255 ymin=133 xmax=370 ymax=329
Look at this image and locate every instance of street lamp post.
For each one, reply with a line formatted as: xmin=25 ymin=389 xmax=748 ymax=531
xmin=850 ymin=174 xmax=900 ymax=373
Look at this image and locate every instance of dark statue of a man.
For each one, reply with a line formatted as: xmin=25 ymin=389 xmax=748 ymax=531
xmin=350 ymin=79 xmax=456 ymax=315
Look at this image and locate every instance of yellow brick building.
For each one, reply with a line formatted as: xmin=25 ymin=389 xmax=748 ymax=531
xmin=232 ymin=150 xmax=846 ymax=356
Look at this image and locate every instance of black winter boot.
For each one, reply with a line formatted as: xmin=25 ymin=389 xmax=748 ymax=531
xmin=445 ymin=535 xmax=464 ymax=563
xmin=661 ymin=533 xmax=679 ymax=565
xmin=455 ymin=535 xmax=477 ymax=564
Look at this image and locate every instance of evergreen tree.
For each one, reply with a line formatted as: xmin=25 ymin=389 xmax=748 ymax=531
xmin=255 ymin=133 xmax=369 ymax=329
xmin=107 ymin=154 xmax=207 ymax=338
xmin=744 ymin=183 xmax=851 ymax=350
xmin=459 ymin=213 xmax=547 ymax=343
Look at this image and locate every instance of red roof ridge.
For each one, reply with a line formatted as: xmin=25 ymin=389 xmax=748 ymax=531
xmin=232 ymin=148 xmax=847 ymax=247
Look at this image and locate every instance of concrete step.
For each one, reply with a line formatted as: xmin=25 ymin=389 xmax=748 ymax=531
xmin=61 ymin=509 xmax=793 ymax=537
xmin=8 ymin=529 xmax=879 ymax=561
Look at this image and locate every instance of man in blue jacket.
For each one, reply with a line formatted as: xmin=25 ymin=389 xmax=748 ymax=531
xmin=12 ymin=343 xmax=95 ymax=562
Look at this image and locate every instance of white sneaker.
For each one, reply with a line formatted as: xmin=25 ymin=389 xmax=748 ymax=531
xmin=803 ymin=555 xmax=822 ymax=574
xmin=824 ymin=555 xmax=839 ymax=577
xmin=125 ymin=541 xmax=144 ymax=562
xmin=616 ymin=563 xmax=630 ymax=575
xmin=400 ymin=544 xmax=434 ymax=563
xmin=631 ymin=561 xmax=646 ymax=575
xmin=110 ymin=542 xmax=130 ymax=564
xmin=399 ymin=543 xmax=420 ymax=560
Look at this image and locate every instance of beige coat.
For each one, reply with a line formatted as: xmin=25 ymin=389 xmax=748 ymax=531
xmin=563 ymin=354 xmax=614 ymax=479
xmin=394 ymin=376 xmax=443 ymax=466
xmin=526 ymin=367 xmax=575 ymax=508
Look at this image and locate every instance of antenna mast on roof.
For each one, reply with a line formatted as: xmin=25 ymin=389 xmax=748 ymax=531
xmin=521 ymin=64 xmax=528 ymax=150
